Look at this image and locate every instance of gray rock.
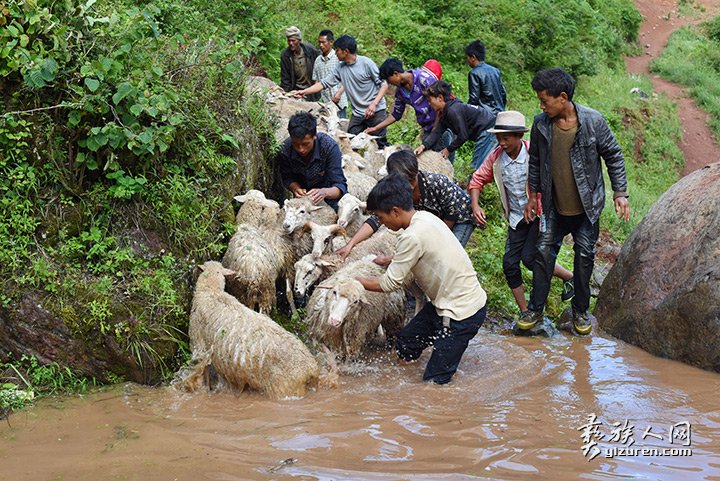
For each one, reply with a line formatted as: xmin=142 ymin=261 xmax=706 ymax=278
xmin=512 ymin=316 xmax=561 ymax=337
xmin=595 ymin=163 xmax=720 ymax=372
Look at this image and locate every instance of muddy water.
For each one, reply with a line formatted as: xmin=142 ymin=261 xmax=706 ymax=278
xmin=2 ymin=331 xmax=720 ymax=481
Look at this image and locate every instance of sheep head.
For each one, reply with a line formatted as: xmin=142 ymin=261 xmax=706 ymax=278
xmin=196 ymin=261 xmax=237 ymax=291
xmin=293 ymin=254 xmax=338 ymax=297
xmin=337 ymin=194 xmax=367 ymax=228
xmin=349 ymin=132 xmax=380 ymax=151
xmin=325 ymin=278 xmax=367 ymax=328
xmin=283 ymin=198 xmax=326 ymax=233
xmin=305 ymin=222 xmax=347 ymax=258
xmin=234 ymin=190 xmax=281 ymax=225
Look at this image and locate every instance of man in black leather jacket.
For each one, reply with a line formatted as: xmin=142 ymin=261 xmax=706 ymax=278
xmin=280 ymin=26 xmax=320 ymax=101
xmin=519 ymin=67 xmax=630 ymax=335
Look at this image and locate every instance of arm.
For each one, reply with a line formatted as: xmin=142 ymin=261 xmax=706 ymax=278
xmin=280 ymin=52 xmax=292 ymax=92
xmin=524 ymin=125 xmax=542 ymax=224
xmin=357 ymin=276 xmax=383 ymax=292
xmin=294 ymin=81 xmax=325 ymax=98
xmin=366 ymin=81 xmax=388 ymax=119
xmin=596 ymin=119 xmax=630 ymax=221
xmin=419 ymin=114 xmax=442 ymax=153
xmin=332 ymin=85 xmax=345 ymax=104
xmin=367 ymin=113 xmax=397 ymax=134
xmin=335 ymin=222 xmax=374 ymax=259
xmin=378 ymin=234 xmax=420 ymax=292
xmin=467 ymin=70 xmax=480 ymax=106
xmin=446 ymin=105 xmax=469 ymax=152
xmin=308 ymin=137 xmax=347 ymax=204
xmin=276 ymin=143 xmax=302 ymax=191
xmin=469 ymin=188 xmax=486 ymax=226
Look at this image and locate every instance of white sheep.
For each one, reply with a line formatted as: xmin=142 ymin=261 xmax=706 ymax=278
xmin=349 ymin=132 xmax=381 ymax=151
xmin=379 ymin=145 xmax=454 ymax=180
xmin=234 ymin=189 xmax=281 ymax=226
xmin=187 ymin=261 xmax=319 ymax=399
xmin=282 ymin=197 xmax=337 ymax=234
xmin=305 ymin=258 xmax=406 ymax=358
xmin=337 ymin=193 xmax=368 ymax=237
xmin=345 ymin=170 xmax=377 ymax=202
xmin=293 ymin=226 xmax=399 ymax=298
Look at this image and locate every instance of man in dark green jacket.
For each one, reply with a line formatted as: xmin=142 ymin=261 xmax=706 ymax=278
xmin=280 ymin=26 xmax=320 ymax=101
xmin=520 ymin=67 xmax=630 ymax=335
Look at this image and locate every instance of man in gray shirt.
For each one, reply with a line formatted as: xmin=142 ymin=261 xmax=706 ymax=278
xmin=293 ymin=35 xmax=389 ymax=147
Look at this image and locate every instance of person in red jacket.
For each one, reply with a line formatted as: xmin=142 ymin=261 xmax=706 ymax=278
xmin=468 ymin=111 xmax=573 ymax=317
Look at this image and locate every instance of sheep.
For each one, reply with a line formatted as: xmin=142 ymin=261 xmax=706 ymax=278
xmin=305 ymin=257 xmax=406 ymax=358
xmin=341 ymin=153 xmax=366 ymax=173
xmin=234 ymin=189 xmax=281 ymax=226
xmin=186 ymin=261 xmax=319 ymax=399
xmin=379 ymin=144 xmax=454 ymax=180
xmin=349 ymin=132 xmax=381 ymax=151
xmin=345 ymin=170 xmax=377 ymax=202
xmin=282 ymin=197 xmax=337 ymax=234
xmin=293 ymin=226 xmax=399 ymax=298
xmin=337 ymin=193 xmax=368 ymax=237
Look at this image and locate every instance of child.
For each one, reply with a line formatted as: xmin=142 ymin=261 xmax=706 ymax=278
xmin=415 ymin=80 xmax=495 ymax=161
xmin=468 ymin=111 xmax=574 ymax=316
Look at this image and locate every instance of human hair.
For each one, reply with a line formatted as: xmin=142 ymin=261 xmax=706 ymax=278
xmin=465 ymin=40 xmax=486 ymax=62
xmin=334 ymin=35 xmax=357 ymax=54
xmin=319 ymin=30 xmax=334 ymax=42
xmin=386 ymin=148 xmax=419 ymax=184
xmin=287 ymin=111 xmax=317 ymax=139
xmin=531 ymin=67 xmax=576 ymax=101
xmin=424 ymin=80 xmax=453 ymax=101
xmin=366 ymin=174 xmax=414 ymax=213
xmin=379 ymin=58 xmax=404 ymax=81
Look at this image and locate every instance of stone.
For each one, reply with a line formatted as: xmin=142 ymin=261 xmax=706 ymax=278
xmin=595 ymin=163 xmax=720 ymax=372
xmin=512 ymin=316 xmax=561 ymax=337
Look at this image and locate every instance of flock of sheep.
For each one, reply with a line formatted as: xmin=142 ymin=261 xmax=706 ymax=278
xmin=182 ymin=76 xmax=456 ymax=399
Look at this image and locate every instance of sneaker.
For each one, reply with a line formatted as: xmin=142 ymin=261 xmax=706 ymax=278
xmin=516 ymin=309 xmax=543 ymax=331
xmin=573 ymin=310 xmax=593 ymax=335
xmin=561 ymin=278 xmax=575 ymax=302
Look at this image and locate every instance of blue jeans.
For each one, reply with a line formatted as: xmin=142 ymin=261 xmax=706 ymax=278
xmin=531 ymin=209 xmax=599 ymax=313
xmin=471 ymin=130 xmax=498 ymax=170
xmin=452 ymin=221 xmax=475 ymax=247
xmin=396 ymin=302 xmax=486 ymax=384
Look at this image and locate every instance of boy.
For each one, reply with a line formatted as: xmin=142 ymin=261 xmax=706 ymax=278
xmin=416 ymin=80 xmax=496 ymax=160
xmin=356 ymin=174 xmax=487 ymax=384
xmin=311 ymin=30 xmax=348 ymax=118
xmin=522 ymin=68 xmax=630 ymax=335
xmin=466 ymin=40 xmax=507 ymax=169
xmin=468 ymin=111 xmax=574 ymax=316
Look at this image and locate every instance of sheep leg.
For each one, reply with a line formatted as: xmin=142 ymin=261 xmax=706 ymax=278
xmin=286 ymin=278 xmax=299 ymax=319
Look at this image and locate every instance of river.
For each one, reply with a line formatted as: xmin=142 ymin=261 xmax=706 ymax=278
xmin=1 ymin=330 xmax=719 ymax=480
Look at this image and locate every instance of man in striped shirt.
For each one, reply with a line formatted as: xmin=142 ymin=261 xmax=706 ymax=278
xmin=312 ymin=30 xmax=348 ymax=118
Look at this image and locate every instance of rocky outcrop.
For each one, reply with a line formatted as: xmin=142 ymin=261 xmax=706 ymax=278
xmin=596 ymin=162 xmax=720 ymax=371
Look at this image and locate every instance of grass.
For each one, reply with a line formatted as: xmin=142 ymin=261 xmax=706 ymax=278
xmin=650 ymin=18 xmax=720 ymax=139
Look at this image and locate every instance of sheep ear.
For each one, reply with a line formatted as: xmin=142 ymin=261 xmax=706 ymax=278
xmin=360 ymin=201 xmax=367 ymax=210
xmin=284 ymin=198 xmax=291 ymax=207
xmin=309 ymin=205 xmax=324 ymax=212
xmin=233 ymin=194 xmax=247 ymax=203
xmin=221 ymin=267 xmax=237 ymax=277
xmin=317 ymin=257 xmax=338 ymax=267
xmin=261 ymin=198 xmax=280 ymax=209
xmin=302 ymin=221 xmax=316 ymax=233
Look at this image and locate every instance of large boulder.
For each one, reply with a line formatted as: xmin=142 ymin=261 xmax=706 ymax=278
xmin=595 ymin=162 xmax=720 ymax=371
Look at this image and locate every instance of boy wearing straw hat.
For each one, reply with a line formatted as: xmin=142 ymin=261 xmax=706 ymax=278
xmin=468 ymin=111 xmax=574 ymax=317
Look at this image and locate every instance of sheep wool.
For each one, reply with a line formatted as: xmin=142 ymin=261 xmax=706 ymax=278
xmin=188 ymin=261 xmax=319 ymax=399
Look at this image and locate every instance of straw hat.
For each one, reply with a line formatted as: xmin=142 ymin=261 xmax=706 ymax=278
xmin=488 ymin=110 xmax=529 ymax=133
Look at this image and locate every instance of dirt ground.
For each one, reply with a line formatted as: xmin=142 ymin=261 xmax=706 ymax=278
xmin=625 ymin=0 xmax=720 ymax=175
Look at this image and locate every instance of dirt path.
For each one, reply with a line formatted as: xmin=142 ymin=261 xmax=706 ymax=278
xmin=625 ymin=0 xmax=720 ymax=175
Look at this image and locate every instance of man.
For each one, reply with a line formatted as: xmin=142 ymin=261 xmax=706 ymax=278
xmin=466 ymin=40 xmax=507 ymax=169
xmin=280 ymin=26 xmax=320 ymax=101
xmin=275 ymin=111 xmax=347 ymax=210
xmin=520 ymin=67 xmax=630 ymax=335
xmin=356 ymin=174 xmax=487 ymax=384
xmin=368 ymin=58 xmax=451 ymax=153
xmin=312 ymin=30 xmax=348 ymax=118
xmin=293 ymin=35 xmax=389 ymax=147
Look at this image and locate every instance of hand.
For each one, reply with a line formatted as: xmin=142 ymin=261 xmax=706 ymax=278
xmin=365 ymin=103 xmax=377 ymax=119
xmin=472 ymin=205 xmax=487 ymax=226
xmin=615 ymin=196 xmax=630 ymax=222
xmin=373 ymin=255 xmax=392 ymax=268
xmin=365 ymin=126 xmax=378 ymax=135
xmin=292 ymin=187 xmax=307 ymax=198
xmin=307 ymin=188 xmax=327 ymax=205
xmin=414 ymin=144 xmax=426 ymax=156
xmin=440 ymin=148 xmax=450 ymax=159
xmin=332 ymin=93 xmax=341 ymax=104
xmin=290 ymin=90 xmax=305 ymax=98
xmin=524 ymin=197 xmax=538 ymax=224
xmin=335 ymin=242 xmax=353 ymax=260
